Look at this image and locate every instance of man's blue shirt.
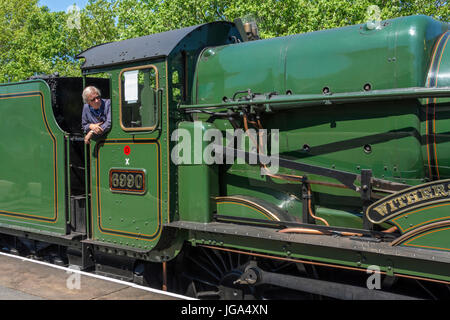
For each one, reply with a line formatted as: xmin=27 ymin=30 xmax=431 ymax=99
xmin=81 ymin=99 xmax=111 ymax=135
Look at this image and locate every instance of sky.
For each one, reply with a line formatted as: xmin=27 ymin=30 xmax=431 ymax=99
xmin=38 ymin=0 xmax=89 ymax=12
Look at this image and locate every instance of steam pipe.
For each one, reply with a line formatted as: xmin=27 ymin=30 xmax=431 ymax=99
xmin=180 ymin=86 xmax=450 ymax=110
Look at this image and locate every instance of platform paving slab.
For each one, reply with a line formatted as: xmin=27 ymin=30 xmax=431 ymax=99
xmin=0 ymin=254 xmax=180 ymax=300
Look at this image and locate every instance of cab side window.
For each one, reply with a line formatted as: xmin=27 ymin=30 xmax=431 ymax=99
xmin=120 ymin=66 xmax=158 ymax=130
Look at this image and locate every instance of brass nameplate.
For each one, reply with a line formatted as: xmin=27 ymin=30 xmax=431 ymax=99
xmin=366 ymin=179 xmax=450 ymax=224
xmin=109 ymin=169 xmax=146 ymax=194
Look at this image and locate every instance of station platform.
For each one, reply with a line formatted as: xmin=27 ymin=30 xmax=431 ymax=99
xmin=0 ymin=252 xmax=192 ymax=300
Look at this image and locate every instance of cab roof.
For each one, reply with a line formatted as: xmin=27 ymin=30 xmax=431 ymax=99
xmin=76 ymin=21 xmax=237 ymax=70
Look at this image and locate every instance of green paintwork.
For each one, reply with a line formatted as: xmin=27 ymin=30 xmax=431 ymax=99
xmin=216 ymin=200 xmax=288 ymax=225
xmin=87 ymin=61 xmax=169 ymax=252
xmin=188 ymin=15 xmax=450 ymax=232
xmin=0 ymin=80 xmax=67 ymax=235
xmin=177 ymin=121 xmax=219 ymax=223
xmin=187 ymin=227 xmax=450 ymax=282
xmin=400 ymin=226 xmax=450 ymax=252
xmin=177 ymin=16 xmax=450 ymax=279
xmin=216 ymin=201 xmax=270 ymax=221
xmin=212 ymin=98 xmax=427 ymax=229
xmin=423 ymin=29 xmax=450 ymax=179
xmin=178 ymin=164 xmax=218 ymax=222
xmin=315 ymin=206 xmax=363 ymax=228
xmin=92 ymin=140 xmax=162 ymax=249
xmin=223 ymin=164 xmax=304 ymax=219
xmin=390 ymin=202 xmax=450 ymax=234
xmin=194 ymin=15 xmax=447 ymax=103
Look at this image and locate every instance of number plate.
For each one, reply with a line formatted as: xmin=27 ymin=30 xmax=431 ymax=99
xmin=109 ymin=169 xmax=146 ymax=194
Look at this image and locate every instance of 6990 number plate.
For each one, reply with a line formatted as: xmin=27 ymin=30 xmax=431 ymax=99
xmin=109 ymin=169 xmax=146 ymax=194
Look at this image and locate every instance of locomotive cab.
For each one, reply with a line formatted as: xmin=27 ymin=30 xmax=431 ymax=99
xmin=23 ymin=75 xmax=111 ymax=235
xmin=74 ymin=22 xmax=243 ymax=253
xmin=45 ymin=76 xmax=111 ymax=234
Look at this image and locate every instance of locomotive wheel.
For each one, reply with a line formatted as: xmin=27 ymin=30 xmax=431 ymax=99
xmin=177 ymin=245 xmax=255 ymax=299
xmin=175 ymin=244 xmax=311 ymax=300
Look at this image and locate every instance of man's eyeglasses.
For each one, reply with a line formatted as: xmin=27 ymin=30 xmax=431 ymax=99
xmin=90 ymin=96 xmax=101 ymax=103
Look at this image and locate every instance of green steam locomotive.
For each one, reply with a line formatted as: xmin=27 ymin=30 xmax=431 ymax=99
xmin=0 ymin=14 xmax=449 ymax=299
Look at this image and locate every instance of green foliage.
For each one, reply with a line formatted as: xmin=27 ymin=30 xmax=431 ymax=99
xmin=79 ymin=0 xmax=120 ymax=46
xmin=0 ymin=0 xmax=82 ymax=82
xmin=0 ymin=0 xmax=449 ymax=82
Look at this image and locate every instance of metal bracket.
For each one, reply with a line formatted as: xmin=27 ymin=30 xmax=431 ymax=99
xmin=385 ymin=259 xmax=395 ymax=277
xmin=301 ymin=177 xmax=313 ymax=224
xmin=360 ymin=169 xmax=374 ymax=230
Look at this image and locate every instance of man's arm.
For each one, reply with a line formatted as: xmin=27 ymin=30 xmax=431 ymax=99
xmin=81 ymin=105 xmax=91 ymax=133
xmin=99 ymin=99 xmax=112 ymax=133
xmin=84 ymin=130 xmax=94 ymax=144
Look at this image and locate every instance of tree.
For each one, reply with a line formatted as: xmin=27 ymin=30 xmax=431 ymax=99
xmin=112 ymin=0 xmax=450 ymax=39
xmin=78 ymin=0 xmax=120 ymax=47
xmin=0 ymin=0 xmax=449 ymax=82
xmin=0 ymin=0 xmax=83 ymax=82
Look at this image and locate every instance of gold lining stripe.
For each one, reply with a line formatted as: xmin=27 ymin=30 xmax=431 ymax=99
xmin=118 ymin=64 xmax=159 ymax=132
xmin=95 ymin=141 xmax=162 ymax=242
xmin=216 ymin=196 xmax=280 ymax=221
xmin=425 ymin=32 xmax=450 ymax=179
xmin=403 ymin=226 xmax=450 ymax=251
xmin=217 ymin=202 xmax=276 ymax=221
xmin=432 ymin=33 xmax=450 ymax=179
xmin=391 ymin=202 xmax=450 ymax=232
xmin=425 ymin=32 xmax=445 ymax=178
xmin=390 ymin=219 xmax=450 ymax=247
xmin=0 ymin=92 xmax=59 ymax=223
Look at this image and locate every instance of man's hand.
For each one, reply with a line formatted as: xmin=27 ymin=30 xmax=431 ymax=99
xmin=89 ymin=122 xmax=104 ymax=135
xmin=84 ymin=130 xmax=94 ymax=144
